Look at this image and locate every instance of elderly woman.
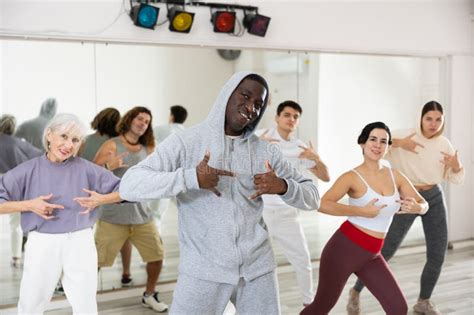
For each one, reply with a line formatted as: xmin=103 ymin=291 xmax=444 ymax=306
xmin=0 ymin=113 xmax=123 ymax=314
xmin=0 ymin=114 xmax=42 ymax=268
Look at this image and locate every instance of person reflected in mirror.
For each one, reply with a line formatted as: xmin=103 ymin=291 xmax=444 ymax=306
xmin=0 ymin=114 xmax=42 ymax=268
xmin=152 ymin=105 xmax=188 ymax=229
xmin=301 ymin=122 xmax=428 ymax=315
xmin=79 ymin=107 xmax=121 ymax=161
xmin=93 ymin=106 xmax=168 ymax=312
xmin=15 ymin=97 xmax=57 ymax=150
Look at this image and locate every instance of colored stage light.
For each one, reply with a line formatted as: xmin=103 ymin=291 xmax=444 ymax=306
xmin=243 ymin=13 xmax=271 ymax=37
xmin=130 ymin=3 xmax=159 ymax=30
xmin=168 ymin=7 xmax=194 ymax=33
xmin=211 ymin=11 xmax=236 ymax=33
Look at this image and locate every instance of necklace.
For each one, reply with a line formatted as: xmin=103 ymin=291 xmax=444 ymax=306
xmin=123 ymin=135 xmax=139 ymax=146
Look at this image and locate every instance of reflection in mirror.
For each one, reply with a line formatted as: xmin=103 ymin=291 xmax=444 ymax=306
xmin=0 ymin=39 xmax=439 ymax=306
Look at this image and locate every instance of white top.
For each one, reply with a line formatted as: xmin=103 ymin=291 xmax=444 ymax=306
xmin=386 ymin=128 xmax=464 ymax=186
xmin=255 ymin=128 xmax=315 ymax=208
xmin=347 ymin=168 xmax=401 ymax=233
xmin=153 ymin=123 xmax=185 ymax=144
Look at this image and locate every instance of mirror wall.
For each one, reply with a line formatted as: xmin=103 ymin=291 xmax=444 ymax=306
xmin=0 ymin=39 xmax=440 ymax=306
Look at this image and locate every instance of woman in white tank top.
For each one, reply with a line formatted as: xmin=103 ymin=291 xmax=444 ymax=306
xmin=301 ymin=122 xmax=428 ymax=315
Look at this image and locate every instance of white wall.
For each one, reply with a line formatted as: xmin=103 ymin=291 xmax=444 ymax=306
xmin=317 ymin=54 xmax=439 ymax=191
xmin=447 ymin=56 xmax=473 ymax=241
xmin=1 ymin=40 xmax=234 ymax=130
xmin=0 ymin=1 xmax=471 ymax=56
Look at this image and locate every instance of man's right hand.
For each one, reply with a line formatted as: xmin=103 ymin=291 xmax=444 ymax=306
xmin=196 ymin=151 xmax=234 ymax=196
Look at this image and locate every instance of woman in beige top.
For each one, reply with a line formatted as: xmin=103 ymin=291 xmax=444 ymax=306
xmin=349 ymin=101 xmax=464 ymax=315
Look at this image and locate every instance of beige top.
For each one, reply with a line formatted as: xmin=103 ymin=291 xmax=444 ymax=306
xmin=386 ymin=128 xmax=465 ymax=186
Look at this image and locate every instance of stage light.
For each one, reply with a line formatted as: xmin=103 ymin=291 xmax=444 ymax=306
xmin=168 ymin=6 xmax=194 ymax=33
xmin=243 ymin=12 xmax=271 ymax=37
xmin=211 ymin=11 xmax=236 ymax=33
xmin=130 ymin=3 xmax=159 ymax=30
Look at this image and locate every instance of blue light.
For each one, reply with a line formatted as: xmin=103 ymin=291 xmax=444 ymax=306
xmin=138 ymin=5 xmax=158 ymax=28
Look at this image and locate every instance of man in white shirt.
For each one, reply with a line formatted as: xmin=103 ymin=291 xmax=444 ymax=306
xmin=258 ymin=100 xmax=329 ymax=306
xmin=153 ymin=105 xmax=188 ymax=228
xmin=153 ymin=105 xmax=187 ymax=144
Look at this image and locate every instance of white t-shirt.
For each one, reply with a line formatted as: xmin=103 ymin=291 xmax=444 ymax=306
xmin=255 ymin=128 xmax=316 ymax=208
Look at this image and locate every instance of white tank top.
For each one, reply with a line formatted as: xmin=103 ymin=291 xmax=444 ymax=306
xmin=347 ymin=168 xmax=400 ymax=233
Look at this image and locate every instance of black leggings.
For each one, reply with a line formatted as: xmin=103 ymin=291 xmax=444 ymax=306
xmin=353 ymin=185 xmax=448 ymax=299
xmin=301 ymin=230 xmax=407 ymax=315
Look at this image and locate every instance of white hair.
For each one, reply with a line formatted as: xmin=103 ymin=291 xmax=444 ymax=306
xmin=42 ymin=113 xmax=87 ymax=152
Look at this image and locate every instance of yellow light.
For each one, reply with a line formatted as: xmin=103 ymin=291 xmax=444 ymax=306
xmin=171 ymin=12 xmax=194 ymax=32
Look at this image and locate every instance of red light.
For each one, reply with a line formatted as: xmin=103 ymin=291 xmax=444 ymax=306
xmin=212 ymin=11 xmax=236 ymax=33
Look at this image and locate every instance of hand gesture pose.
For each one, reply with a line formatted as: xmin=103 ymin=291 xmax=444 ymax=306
xmin=298 ymin=140 xmax=320 ymax=161
xmin=28 ymin=193 xmax=64 ymax=219
xmin=359 ymin=198 xmax=386 ymax=218
xmin=396 ymin=197 xmax=423 ymax=214
xmin=105 ymin=151 xmax=129 ymax=171
xmin=399 ymin=133 xmax=424 ymax=153
xmin=196 ymin=151 xmax=234 ymax=196
xmin=299 ymin=140 xmax=330 ymax=182
xmin=440 ymin=150 xmax=462 ymax=173
xmin=259 ymin=129 xmax=280 ymax=143
xmin=74 ymin=189 xmax=106 ymax=214
xmin=250 ymin=160 xmax=287 ymax=200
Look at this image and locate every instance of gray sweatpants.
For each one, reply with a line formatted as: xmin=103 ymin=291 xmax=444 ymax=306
xmin=170 ymin=271 xmax=280 ymax=315
xmin=353 ymin=184 xmax=448 ymax=299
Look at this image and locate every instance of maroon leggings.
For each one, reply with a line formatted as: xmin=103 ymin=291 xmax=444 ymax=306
xmin=301 ymin=229 xmax=408 ymax=315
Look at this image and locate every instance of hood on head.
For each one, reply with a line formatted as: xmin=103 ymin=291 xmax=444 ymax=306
xmin=39 ymin=98 xmax=58 ymax=119
xmin=205 ymin=71 xmax=269 ymax=139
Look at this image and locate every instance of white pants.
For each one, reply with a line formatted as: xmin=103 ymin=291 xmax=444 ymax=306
xmin=9 ymin=213 xmax=22 ymax=258
xmin=263 ymin=206 xmax=314 ymax=305
xmin=18 ymin=228 xmax=98 ymax=315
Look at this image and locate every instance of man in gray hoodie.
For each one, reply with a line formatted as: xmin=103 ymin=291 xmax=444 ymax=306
xmin=15 ymin=97 xmax=57 ymax=150
xmin=120 ymin=71 xmax=320 ymax=314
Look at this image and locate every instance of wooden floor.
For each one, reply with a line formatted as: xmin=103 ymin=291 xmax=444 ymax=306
xmin=1 ymin=240 xmax=472 ymax=314
xmin=0 ymin=201 xmax=427 ymax=307
xmin=2 ymin=203 xmax=470 ymax=314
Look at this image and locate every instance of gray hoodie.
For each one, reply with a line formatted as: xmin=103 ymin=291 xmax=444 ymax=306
xmin=120 ymin=71 xmax=320 ymax=284
xmin=15 ymin=98 xmax=57 ymax=149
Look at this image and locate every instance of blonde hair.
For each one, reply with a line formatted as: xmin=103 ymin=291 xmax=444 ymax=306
xmin=42 ymin=113 xmax=87 ymax=152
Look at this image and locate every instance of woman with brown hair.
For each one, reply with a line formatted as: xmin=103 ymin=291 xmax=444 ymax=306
xmin=93 ymin=107 xmax=167 ymax=312
xmin=79 ymin=107 xmax=121 ymax=161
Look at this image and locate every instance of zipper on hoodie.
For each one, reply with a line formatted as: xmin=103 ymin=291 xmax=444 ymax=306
xmin=228 ymin=138 xmax=243 ymax=269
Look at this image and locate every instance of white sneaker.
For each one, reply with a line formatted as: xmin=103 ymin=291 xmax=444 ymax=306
xmin=346 ymin=288 xmax=361 ymax=315
xmin=142 ymin=292 xmax=168 ymax=313
xmin=413 ymin=299 xmax=442 ymax=315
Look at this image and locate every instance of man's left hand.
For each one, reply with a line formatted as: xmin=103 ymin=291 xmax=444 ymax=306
xmin=250 ymin=160 xmax=287 ymax=200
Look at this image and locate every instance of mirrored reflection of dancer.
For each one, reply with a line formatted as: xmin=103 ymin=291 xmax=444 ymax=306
xmin=301 ymin=122 xmax=428 ymax=315
xmin=0 ymin=114 xmax=42 ymax=268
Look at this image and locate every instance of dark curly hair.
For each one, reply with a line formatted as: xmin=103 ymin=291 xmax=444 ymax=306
xmin=91 ymin=107 xmax=120 ymax=137
xmin=116 ymin=106 xmax=155 ymax=148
